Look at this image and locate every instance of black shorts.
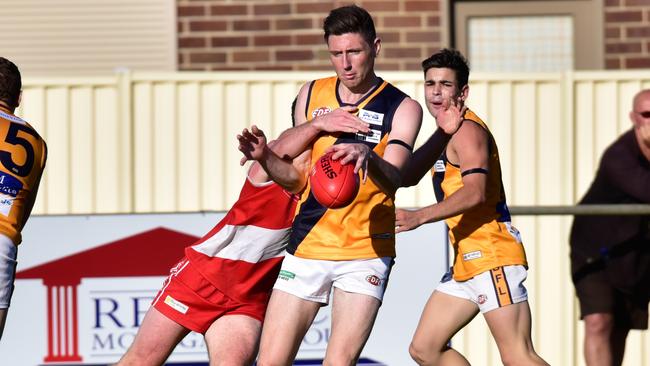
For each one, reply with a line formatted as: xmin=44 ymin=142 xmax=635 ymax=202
xmin=574 ymin=268 xmax=649 ymax=330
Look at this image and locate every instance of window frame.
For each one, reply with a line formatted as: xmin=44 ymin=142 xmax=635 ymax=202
xmin=451 ymin=0 xmax=604 ymax=70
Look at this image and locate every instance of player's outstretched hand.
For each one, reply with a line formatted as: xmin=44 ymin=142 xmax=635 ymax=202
xmin=312 ymin=106 xmax=371 ymax=135
xmin=436 ymin=96 xmax=467 ymax=135
xmin=237 ymin=125 xmax=268 ymax=165
xmin=325 ymin=143 xmax=370 ymax=181
xmin=395 ymin=208 xmax=423 ymax=233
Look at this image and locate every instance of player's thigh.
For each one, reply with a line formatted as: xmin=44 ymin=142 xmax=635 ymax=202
xmin=258 ymin=289 xmax=321 ymax=365
xmin=0 ymin=234 xmax=17 ymax=310
xmin=205 ymin=314 xmax=262 ymax=366
xmin=326 ymin=288 xmax=382 ymax=359
xmin=483 ymin=300 xmax=534 ymax=353
xmin=118 ymin=307 xmax=190 ymax=366
xmin=411 ymin=290 xmax=479 ymax=350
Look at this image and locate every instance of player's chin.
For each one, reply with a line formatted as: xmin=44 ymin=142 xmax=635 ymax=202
xmin=340 ymin=79 xmax=360 ymax=90
xmin=427 ymin=104 xmax=442 ymax=117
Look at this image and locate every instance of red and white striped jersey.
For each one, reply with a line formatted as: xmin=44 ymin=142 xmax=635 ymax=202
xmin=185 ymin=176 xmax=298 ymax=303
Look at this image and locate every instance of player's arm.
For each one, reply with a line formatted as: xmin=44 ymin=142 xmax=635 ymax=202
xmin=402 ymin=98 xmax=466 ymax=187
xmin=396 ymin=121 xmax=488 ymax=232
xmin=327 ymin=97 xmax=423 ymax=196
xmin=239 ymin=126 xmax=309 ymax=194
xmin=240 ymin=82 xmax=370 ymax=192
xmin=255 ymin=82 xmax=370 ymax=162
xmin=369 ymin=97 xmax=423 ymax=194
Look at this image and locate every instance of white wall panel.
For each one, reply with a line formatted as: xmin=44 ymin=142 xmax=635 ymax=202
xmin=1 ymin=0 xmax=176 ymax=76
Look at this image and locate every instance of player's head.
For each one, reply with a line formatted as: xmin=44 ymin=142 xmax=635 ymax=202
xmin=422 ymin=49 xmax=470 ymax=91
xmin=0 ymin=57 xmax=22 ymax=111
xmin=323 ymin=5 xmax=376 ymax=47
xmin=421 ymin=49 xmax=470 ymax=117
xmin=323 ymin=5 xmax=380 ymax=91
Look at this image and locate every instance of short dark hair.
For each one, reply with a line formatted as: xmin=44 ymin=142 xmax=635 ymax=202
xmin=323 ymin=5 xmax=376 ymax=47
xmin=421 ymin=49 xmax=470 ymax=89
xmin=0 ymin=57 xmax=21 ymax=110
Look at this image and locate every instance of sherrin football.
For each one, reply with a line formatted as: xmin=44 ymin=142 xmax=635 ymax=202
xmin=309 ymin=152 xmax=360 ymax=209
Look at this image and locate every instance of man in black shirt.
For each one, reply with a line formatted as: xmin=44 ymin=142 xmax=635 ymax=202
xmin=570 ymin=89 xmax=650 ymax=366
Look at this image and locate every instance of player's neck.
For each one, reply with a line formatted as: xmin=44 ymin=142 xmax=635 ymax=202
xmin=0 ymin=101 xmax=13 ymax=114
xmin=338 ymin=74 xmax=380 ymax=105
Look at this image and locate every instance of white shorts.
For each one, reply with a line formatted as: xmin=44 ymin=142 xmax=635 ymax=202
xmin=273 ymin=253 xmax=393 ymax=304
xmin=0 ymin=234 xmax=17 ymax=309
xmin=435 ymin=265 xmax=528 ymax=313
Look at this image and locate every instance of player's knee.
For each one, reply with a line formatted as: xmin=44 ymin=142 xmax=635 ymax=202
xmin=323 ymin=349 xmax=360 ymax=366
xmin=584 ymin=313 xmax=614 ymax=336
xmin=255 ymin=354 xmax=291 ymax=366
xmin=499 ymin=346 xmax=545 ymax=366
xmin=255 ymin=360 xmax=280 ymax=366
xmin=114 ymin=351 xmax=147 ymax=366
xmin=409 ymin=341 xmax=439 ymax=365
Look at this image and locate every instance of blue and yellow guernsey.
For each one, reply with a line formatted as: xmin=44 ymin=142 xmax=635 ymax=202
xmin=0 ymin=107 xmax=47 ymax=245
xmin=432 ymin=109 xmax=527 ymax=281
xmin=288 ymin=76 xmax=408 ymax=260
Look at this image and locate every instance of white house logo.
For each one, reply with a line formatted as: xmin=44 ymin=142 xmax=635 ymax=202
xmin=16 ymin=227 xmax=202 ymax=364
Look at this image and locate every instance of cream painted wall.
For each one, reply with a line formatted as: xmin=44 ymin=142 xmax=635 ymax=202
xmin=18 ymin=71 xmax=650 ymax=365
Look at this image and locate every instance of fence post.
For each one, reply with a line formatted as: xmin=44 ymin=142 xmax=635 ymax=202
xmin=116 ymin=69 xmax=133 ymax=212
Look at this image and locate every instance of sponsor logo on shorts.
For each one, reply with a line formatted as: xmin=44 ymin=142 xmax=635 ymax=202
xmin=164 ymin=295 xmax=189 ymax=314
xmin=462 ymin=250 xmax=482 ymax=261
xmin=477 ymin=294 xmax=488 ymax=305
xmin=366 ymin=275 xmax=382 ymax=287
xmin=311 ymin=106 xmax=332 ymax=118
xmin=278 ymin=270 xmax=296 ymax=281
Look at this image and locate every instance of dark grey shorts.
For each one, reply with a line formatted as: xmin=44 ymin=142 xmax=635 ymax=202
xmin=574 ymin=268 xmax=649 ymax=330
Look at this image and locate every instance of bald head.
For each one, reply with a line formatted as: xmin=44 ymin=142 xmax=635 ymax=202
xmin=631 ymin=89 xmax=650 ymax=126
xmin=632 ymin=89 xmax=650 ymax=111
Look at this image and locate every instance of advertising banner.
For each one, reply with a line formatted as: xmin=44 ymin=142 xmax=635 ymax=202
xmin=1 ymin=213 xmax=447 ymax=365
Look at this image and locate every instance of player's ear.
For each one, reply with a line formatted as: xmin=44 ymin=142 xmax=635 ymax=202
xmin=372 ymin=37 xmax=381 ymax=58
xmin=459 ymin=85 xmax=469 ymax=102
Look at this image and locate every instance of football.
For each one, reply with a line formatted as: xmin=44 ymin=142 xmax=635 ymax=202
xmin=310 ymin=152 xmax=360 ymax=209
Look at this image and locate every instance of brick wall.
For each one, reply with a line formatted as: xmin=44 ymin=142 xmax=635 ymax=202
xmin=177 ymin=0 xmax=443 ymax=71
xmin=604 ymin=0 xmax=650 ymax=69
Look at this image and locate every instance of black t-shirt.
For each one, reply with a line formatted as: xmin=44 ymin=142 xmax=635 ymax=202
xmin=569 ymin=130 xmax=650 ymax=291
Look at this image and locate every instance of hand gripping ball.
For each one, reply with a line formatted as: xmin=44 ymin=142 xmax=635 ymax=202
xmin=309 ymin=152 xmax=360 ymax=209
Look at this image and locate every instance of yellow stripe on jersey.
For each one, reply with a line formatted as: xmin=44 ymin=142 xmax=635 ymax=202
xmin=288 ymin=76 xmax=409 ymax=260
xmin=0 ymin=107 xmax=47 ymax=245
xmin=432 ymin=109 xmax=527 ymax=281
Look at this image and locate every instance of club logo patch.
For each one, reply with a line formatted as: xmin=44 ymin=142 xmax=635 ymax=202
xmin=477 ymin=294 xmax=488 ymax=305
xmin=278 ymin=270 xmax=296 ymax=281
xmin=366 ymin=275 xmax=382 ymax=287
xmin=164 ymin=295 xmax=189 ymax=314
xmin=356 ymin=108 xmax=383 ymax=144
xmin=462 ymin=250 xmax=482 ymax=261
xmin=434 ymin=160 xmax=446 ymax=172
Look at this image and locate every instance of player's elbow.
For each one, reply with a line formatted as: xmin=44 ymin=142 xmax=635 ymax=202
xmin=285 ymin=173 xmax=308 ymax=194
xmin=400 ymin=173 xmax=419 ymax=187
xmin=467 ymin=188 xmax=486 ymax=207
